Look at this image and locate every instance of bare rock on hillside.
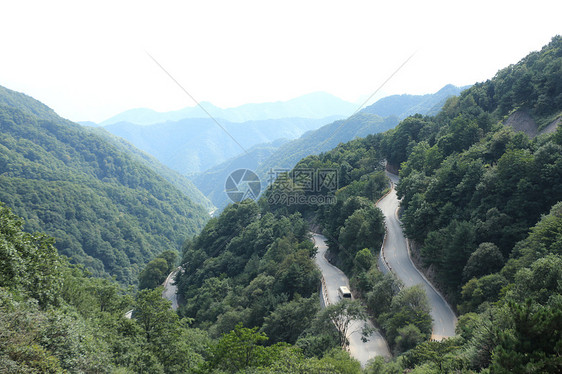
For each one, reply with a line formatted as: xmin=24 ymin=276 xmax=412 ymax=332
xmin=538 ymin=115 xmax=562 ymax=136
xmin=504 ymin=110 xmax=538 ymax=137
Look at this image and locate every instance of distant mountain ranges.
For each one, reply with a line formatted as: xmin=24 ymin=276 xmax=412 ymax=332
xmin=192 ymin=113 xmax=398 ymax=210
xmin=99 ymin=92 xmax=358 ymax=126
xmin=190 ymin=85 xmax=467 ymax=209
xmin=84 ymin=92 xmax=359 ymax=175
xmin=0 ymin=83 xmax=465 ymax=281
xmin=101 ymin=116 xmax=340 ymax=175
xmin=86 ymin=85 xmax=466 ymax=210
xmin=361 ymin=84 xmax=471 ymax=119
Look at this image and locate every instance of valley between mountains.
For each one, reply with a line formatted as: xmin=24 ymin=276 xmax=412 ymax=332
xmin=1 ymin=36 xmax=561 ymax=373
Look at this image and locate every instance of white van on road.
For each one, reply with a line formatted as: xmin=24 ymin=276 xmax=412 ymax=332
xmin=338 ymin=286 xmax=352 ymax=300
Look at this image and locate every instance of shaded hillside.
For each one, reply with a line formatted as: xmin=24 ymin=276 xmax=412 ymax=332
xmin=191 ymin=139 xmax=288 ymax=210
xmin=192 ymin=85 xmax=465 ymax=210
xmin=193 ymin=113 xmax=397 ymax=209
xmin=361 ymin=84 xmax=466 ymax=119
xmin=105 ymin=116 xmax=338 ymax=175
xmin=88 ymin=127 xmax=215 ymax=212
xmin=0 ymin=85 xmax=209 ymax=284
xmin=261 ymin=36 xmax=562 ymax=373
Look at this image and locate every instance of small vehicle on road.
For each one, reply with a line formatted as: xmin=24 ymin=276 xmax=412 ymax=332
xmin=338 ymin=286 xmax=352 ymax=300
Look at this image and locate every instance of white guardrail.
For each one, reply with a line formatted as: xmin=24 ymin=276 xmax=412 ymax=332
xmin=320 ymin=275 xmax=331 ymax=307
xmin=375 ymin=180 xmax=394 ymax=275
xmin=378 ymin=227 xmax=392 ymax=274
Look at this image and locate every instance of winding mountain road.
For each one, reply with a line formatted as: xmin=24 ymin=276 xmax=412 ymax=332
xmin=125 ymin=267 xmax=180 ymax=320
xmin=377 ymin=172 xmax=457 ymax=340
xmin=162 ymin=267 xmax=180 ymax=311
xmin=312 ymin=233 xmax=390 ymax=366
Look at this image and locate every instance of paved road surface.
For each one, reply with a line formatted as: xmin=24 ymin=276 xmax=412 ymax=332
xmin=312 ymin=233 xmax=390 ymax=366
xmin=162 ymin=267 xmax=180 ymax=311
xmin=124 ymin=267 xmax=180 ymax=319
xmin=377 ymin=172 xmax=457 ymax=340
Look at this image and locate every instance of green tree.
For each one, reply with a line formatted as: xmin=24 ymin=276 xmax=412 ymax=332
xmin=394 ymin=324 xmax=426 ymax=353
xmin=354 ymin=248 xmax=374 ymax=271
xmin=490 ymin=300 xmax=562 ymax=373
xmin=462 ymin=242 xmax=504 ymax=281
xmin=262 ymin=295 xmax=319 ymax=344
xmin=205 ymin=324 xmax=270 ymax=373
xmin=339 ymin=206 xmax=385 ymax=255
xmin=0 ymin=203 xmax=62 ymax=307
xmin=320 ymin=348 xmax=361 ymax=374
xmin=459 ymin=273 xmax=508 ymax=313
xmin=403 ymin=338 xmax=464 ymax=372
xmin=138 ymin=257 xmax=169 ymax=290
xmin=317 ymin=300 xmax=369 ymax=349
xmin=275 ymin=249 xmax=320 ymax=298
xmin=508 ymin=254 xmax=562 ymax=305
xmin=135 ymin=287 xmax=179 ymax=343
xmin=156 ymin=250 xmax=178 ymax=274
xmin=381 ymin=286 xmax=432 ymax=350
xmin=365 ymin=271 xmax=402 ymax=317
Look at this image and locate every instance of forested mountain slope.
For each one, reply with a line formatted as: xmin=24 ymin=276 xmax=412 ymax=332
xmin=0 ymin=85 xmax=61 ymax=122
xmin=192 ymin=86 xmax=463 ymax=211
xmin=0 ymin=85 xmax=209 ymax=284
xmin=87 ymin=127 xmax=215 ymax=212
xmin=176 ymin=201 xmax=321 ymax=339
xmin=385 ymin=35 xmax=562 ymax=299
xmin=361 ymin=84 xmax=466 ymax=119
xmin=263 ymin=36 xmax=562 ymax=372
xmin=104 ymin=116 xmax=339 ymax=175
xmin=0 ymin=202 xmax=363 ymax=372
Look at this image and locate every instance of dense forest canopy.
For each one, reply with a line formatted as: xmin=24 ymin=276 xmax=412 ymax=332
xmin=0 ymin=85 xmax=209 ymax=284
xmin=262 ymin=35 xmax=562 ymax=372
xmin=0 ymin=36 xmax=561 ymax=373
xmin=0 ymin=202 xmax=367 ymax=373
xmin=193 ymin=85 xmax=464 ymax=210
xmin=388 ymin=35 xmax=562 ymax=300
xmin=87 ymin=127 xmax=216 ymax=212
xmin=176 ymin=200 xmax=323 ymax=340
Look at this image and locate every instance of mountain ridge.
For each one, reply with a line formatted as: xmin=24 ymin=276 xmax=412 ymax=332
xmin=99 ymin=92 xmax=356 ymax=126
xmin=192 ymin=85 xmax=464 ymax=210
xmin=0 ymin=84 xmax=210 ymax=284
xmin=86 ymin=127 xmax=216 ymax=211
xmin=104 ymin=116 xmax=340 ymax=175
xmin=361 ymin=84 xmax=468 ymax=119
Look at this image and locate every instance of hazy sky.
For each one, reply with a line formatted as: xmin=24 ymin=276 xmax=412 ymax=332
xmin=1 ymin=0 xmax=561 ymax=123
